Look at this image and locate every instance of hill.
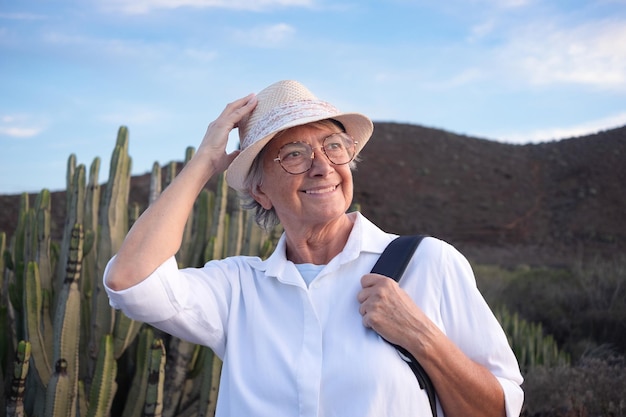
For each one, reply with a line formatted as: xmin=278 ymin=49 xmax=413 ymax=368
xmin=354 ymin=122 xmax=626 ymax=266
xmin=1 ymin=122 xmax=625 ymax=267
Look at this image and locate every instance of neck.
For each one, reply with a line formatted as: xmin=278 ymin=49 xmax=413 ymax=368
xmin=284 ymin=213 xmax=354 ymax=265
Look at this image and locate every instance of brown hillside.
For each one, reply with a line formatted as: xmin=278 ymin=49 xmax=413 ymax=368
xmin=354 ymin=122 xmax=626 ymax=266
xmin=1 ymin=122 xmax=624 ymax=267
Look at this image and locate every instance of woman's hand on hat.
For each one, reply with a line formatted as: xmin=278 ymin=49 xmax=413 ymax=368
xmin=196 ymin=93 xmax=257 ymax=174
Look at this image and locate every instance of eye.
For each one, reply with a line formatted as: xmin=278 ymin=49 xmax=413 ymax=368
xmin=325 ymin=141 xmax=344 ymax=152
xmin=283 ymin=150 xmax=302 ymax=160
xmin=279 ymin=143 xmax=309 ymax=161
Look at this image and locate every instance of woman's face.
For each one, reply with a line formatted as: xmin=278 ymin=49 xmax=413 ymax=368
xmin=252 ymin=123 xmax=354 ymax=231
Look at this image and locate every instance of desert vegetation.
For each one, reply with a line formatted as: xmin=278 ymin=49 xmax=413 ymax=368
xmin=477 ymin=259 xmax=626 ymax=416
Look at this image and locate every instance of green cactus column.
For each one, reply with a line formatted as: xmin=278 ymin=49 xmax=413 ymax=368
xmin=91 ymin=126 xmax=137 ymax=364
xmin=80 ymin=157 xmax=100 ymax=383
xmin=55 ymin=161 xmax=85 ymax=313
xmin=44 ymin=223 xmax=84 ymax=417
xmin=143 ymin=338 xmax=166 ymax=417
xmin=5 ymin=340 xmax=31 ymax=417
xmin=86 ymin=334 xmax=118 ymax=417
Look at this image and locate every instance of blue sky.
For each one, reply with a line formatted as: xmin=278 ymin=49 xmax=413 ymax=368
xmin=1 ymin=0 xmax=625 ymax=194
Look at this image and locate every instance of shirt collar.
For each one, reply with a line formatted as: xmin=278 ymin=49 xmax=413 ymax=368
xmin=259 ymin=212 xmax=396 ymax=284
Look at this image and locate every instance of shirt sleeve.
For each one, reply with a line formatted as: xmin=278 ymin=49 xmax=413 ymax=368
xmin=402 ymin=238 xmax=524 ymax=417
xmin=437 ymin=241 xmax=524 ymax=417
xmin=103 ymin=255 xmax=232 ymax=356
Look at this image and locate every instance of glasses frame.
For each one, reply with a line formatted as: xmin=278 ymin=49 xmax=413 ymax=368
xmin=273 ymin=132 xmax=358 ymax=175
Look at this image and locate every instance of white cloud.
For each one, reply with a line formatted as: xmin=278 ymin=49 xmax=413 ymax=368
xmin=0 ymin=126 xmax=43 ymax=138
xmin=230 ymin=23 xmax=296 ymax=47
xmin=0 ymin=115 xmax=44 ymax=138
xmin=99 ymin=0 xmax=313 ymax=14
xmin=497 ymin=112 xmax=626 ymax=143
xmin=500 ymin=19 xmax=626 ymax=89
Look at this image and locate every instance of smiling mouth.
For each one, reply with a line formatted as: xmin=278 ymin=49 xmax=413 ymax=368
xmin=304 ymin=185 xmax=337 ymax=195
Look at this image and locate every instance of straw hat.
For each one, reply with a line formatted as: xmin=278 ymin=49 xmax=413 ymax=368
xmin=225 ymin=80 xmax=374 ymax=191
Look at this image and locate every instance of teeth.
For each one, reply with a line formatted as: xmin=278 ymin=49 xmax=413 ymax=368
xmin=306 ymin=186 xmax=336 ymax=194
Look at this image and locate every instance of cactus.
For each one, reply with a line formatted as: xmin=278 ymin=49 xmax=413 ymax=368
xmin=44 ymin=223 xmax=84 ymax=416
xmin=6 ymin=340 xmax=30 ymax=417
xmin=34 ymin=190 xmax=53 ymax=298
xmin=121 ymin=326 xmax=155 ymax=417
xmin=80 ymin=158 xmax=100 ymax=382
xmin=162 ymin=338 xmax=197 ymax=417
xmin=23 ymin=261 xmax=52 ymax=388
xmin=205 ymin=174 xmax=228 ymax=262
xmin=144 ymin=338 xmax=166 ymax=417
xmin=86 ymin=334 xmax=118 ymax=417
xmin=495 ymin=306 xmax=570 ymax=372
xmin=55 ymin=163 xmax=85 ymax=310
xmin=149 ymin=162 xmax=162 ymax=205
xmin=91 ymin=126 xmax=135 ymax=365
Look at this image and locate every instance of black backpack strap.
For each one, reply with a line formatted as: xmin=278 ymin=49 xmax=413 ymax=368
xmin=371 ymin=235 xmax=438 ymax=417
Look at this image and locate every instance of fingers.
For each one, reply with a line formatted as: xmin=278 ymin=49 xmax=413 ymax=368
xmin=357 ymin=274 xmax=387 ymax=329
xmin=195 ymin=93 xmax=256 ymax=169
xmin=358 ymin=274 xmax=404 ymax=332
xmin=218 ymin=93 xmax=257 ymax=129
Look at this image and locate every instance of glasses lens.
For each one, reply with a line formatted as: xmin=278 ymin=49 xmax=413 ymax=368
xmin=278 ymin=142 xmax=312 ymax=174
xmin=276 ymin=133 xmax=357 ymax=174
xmin=323 ymin=133 xmax=355 ymax=165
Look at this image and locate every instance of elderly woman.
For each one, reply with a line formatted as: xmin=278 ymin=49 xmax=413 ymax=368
xmin=104 ymin=80 xmax=523 ymax=417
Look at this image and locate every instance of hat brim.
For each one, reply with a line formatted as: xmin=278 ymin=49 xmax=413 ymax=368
xmin=225 ymin=111 xmax=373 ymax=191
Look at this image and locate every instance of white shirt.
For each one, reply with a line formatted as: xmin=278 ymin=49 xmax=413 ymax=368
xmin=104 ymin=212 xmax=523 ymax=417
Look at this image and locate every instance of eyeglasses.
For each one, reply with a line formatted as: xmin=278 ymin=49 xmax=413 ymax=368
xmin=273 ymin=132 xmax=358 ymax=175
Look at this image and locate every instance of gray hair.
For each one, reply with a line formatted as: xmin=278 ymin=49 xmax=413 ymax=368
xmin=239 ymin=119 xmax=359 ymax=231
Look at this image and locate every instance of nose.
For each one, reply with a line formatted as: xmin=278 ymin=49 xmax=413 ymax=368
xmin=308 ymin=147 xmax=333 ymax=175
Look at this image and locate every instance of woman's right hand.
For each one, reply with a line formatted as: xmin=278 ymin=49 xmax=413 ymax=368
xmin=195 ymin=93 xmax=257 ymax=175
xmin=105 ymin=92 xmax=257 ymax=291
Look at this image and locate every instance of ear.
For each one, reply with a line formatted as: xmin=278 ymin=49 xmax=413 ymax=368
xmin=251 ymin=184 xmax=273 ymax=210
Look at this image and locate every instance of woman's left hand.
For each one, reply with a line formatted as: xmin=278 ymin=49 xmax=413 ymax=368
xmin=357 ymin=273 xmax=429 ymax=348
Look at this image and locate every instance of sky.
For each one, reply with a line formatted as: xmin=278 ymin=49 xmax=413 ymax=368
xmin=1 ymin=0 xmax=626 ymax=194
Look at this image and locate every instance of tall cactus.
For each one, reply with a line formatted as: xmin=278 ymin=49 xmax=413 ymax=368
xmin=44 ymin=223 xmax=84 ymax=416
xmin=55 ymin=163 xmax=85 ymax=312
xmin=5 ymin=340 xmax=31 ymax=417
xmin=121 ymin=326 xmax=155 ymax=417
xmin=86 ymin=334 xmax=117 ymax=417
xmin=34 ymin=190 xmax=53 ymax=298
xmin=91 ymin=126 xmax=135 ymax=364
xmin=23 ymin=261 xmax=52 ymax=388
xmin=144 ymin=338 xmax=166 ymax=417
xmin=81 ymin=157 xmax=100 ymax=382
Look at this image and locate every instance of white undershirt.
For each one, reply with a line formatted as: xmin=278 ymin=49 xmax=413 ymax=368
xmin=295 ymin=263 xmax=325 ymax=287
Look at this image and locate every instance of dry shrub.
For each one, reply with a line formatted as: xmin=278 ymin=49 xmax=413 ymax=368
xmin=522 ymin=353 xmax=626 ymax=417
